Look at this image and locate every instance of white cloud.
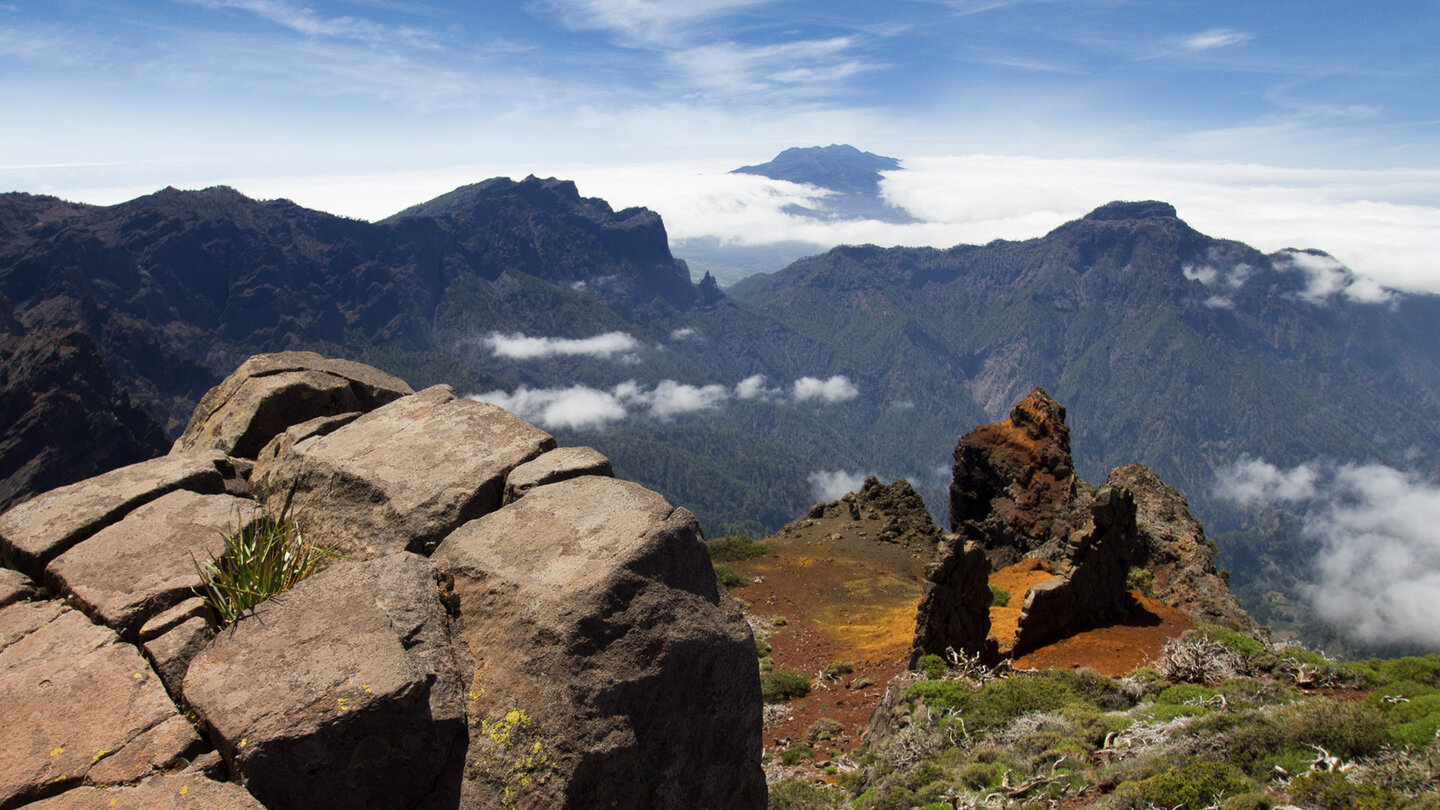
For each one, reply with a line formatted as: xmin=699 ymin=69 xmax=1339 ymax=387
xmin=1182 ymin=264 xmax=1218 ymax=285
xmin=807 ymin=469 xmax=870 ymax=502
xmin=735 ymin=373 xmax=781 ymax=400
xmin=532 ymin=0 xmax=771 ymax=47
xmin=1306 ymin=465 xmax=1440 ymax=647
xmin=1202 ymin=295 xmax=1234 ymax=309
xmin=617 ymin=379 xmax=730 ymax=418
xmin=1211 ymin=457 xmax=1319 ymax=506
xmin=665 ymin=37 xmax=874 ymax=100
xmin=473 ymin=384 xmax=628 ymax=430
xmin=670 ymin=326 xmax=699 ymax=340
xmin=1275 ymin=248 xmax=1393 ymax=305
xmin=483 ymin=331 xmax=641 ymax=360
xmin=793 ymin=375 xmax=860 ymax=403
xmin=1213 ymin=457 xmax=1440 ymax=647
xmin=1182 ymin=29 xmax=1251 ymax=52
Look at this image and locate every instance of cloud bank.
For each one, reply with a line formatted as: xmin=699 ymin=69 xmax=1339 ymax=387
xmin=471 ymin=373 xmax=860 ymax=430
xmin=483 ymin=331 xmax=640 ymax=360
xmin=1213 ymin=457 xmax=1440 ymax=647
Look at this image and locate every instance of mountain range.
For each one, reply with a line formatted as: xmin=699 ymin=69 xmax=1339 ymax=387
xmin=3 ymin=165 xmax=1438 ymax=651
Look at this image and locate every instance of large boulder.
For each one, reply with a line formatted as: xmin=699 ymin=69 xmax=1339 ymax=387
xmin=1010 ymin=484 xmax=1137 ymax=656
xmin=432 ymin=475 xmax=765 ymax=809
xmin=0 ymin=452 xmax=226 ymax=577
xmin=172 ymin=351 xmax=413 ymax=459
xmin=1106 ymin=464 xmax=1256 ymax=630
xmin=252 ymin=385 xmax=555 ymax=558
xmin=0 ymin=607 xmax=188 ymax=807
xmin=21 ymin=771 xmax=265 ymax=810
xmin=46 ymin=490 xmax=257 ymax=639
xmin=910 ymin=537 xmax=993 ymax=663
xmin=184 ymin=552 xmax=466 ymax=810
xmin=503 ymin=445 xmax=613 ymax=504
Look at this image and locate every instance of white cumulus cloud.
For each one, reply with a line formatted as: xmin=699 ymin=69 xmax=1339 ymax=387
xmin=792 ymin=375 xmax=860 ymax=403
xmin=617 ymin=379 xmax=730 ymax=419
xmin=807 ymin=469 xmax=871 ymax=502
xmin=735 ymin=373 xmax=781 ymax=401
xmin=1213 ymin=457 xmax=1440 ymax=647
xmin=473 ymin=385 xmax=628 ymax=430
xmin=1211 ymin=457 xmax=1320 ymax=506
xmin=483 ymin=331 xmax=641 ymax=360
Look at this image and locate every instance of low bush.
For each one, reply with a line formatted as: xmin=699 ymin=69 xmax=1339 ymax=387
xmin=713 ymin=563 xmax=749 ymax=588
xmin=762 ymin=671 xmax=812 ymax=703
xmin=1289 ymin=771 xmax=1401 ymax=810
xmin=768 ymin=778 xmax=840 ymax=809
xmin=907 ymin=670 xmax=1092 ymax=735
xmin=823 ymin=660 xmax=854 ymax=680
xmin=708 ymin=534 xmax=771 ymax=562
xmin=806 ymin=717 xmax=844 ymax=742
xmin=779 ymin=742 xmax=814 ymax=765
xmin=1110 ymin=760 xmax=1253 ymax=810
xmin=915 ymin=653 xmax=946 ymax=680
xmin=1126 ymin=567 xmax=1155 ymax=598
xmin=990 ymin=584 xmax=1011 ymax=607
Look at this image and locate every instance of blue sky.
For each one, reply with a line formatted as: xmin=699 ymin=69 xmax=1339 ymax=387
xmin=3 ymin=1 xmax=1440 ymax=289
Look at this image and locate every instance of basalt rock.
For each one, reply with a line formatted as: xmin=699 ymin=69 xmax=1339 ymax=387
xmin=433 ymin=476 xmax=765 ymax=809
xmin=948 ymin=388 xmax=1089 ymax=567
xmin=1106 ymin=464 xmax=1256 ymax=631
xmin=0 ymin=353 xmax=766 ymax=810
xmin=805 ymin=476 xmax=944 ymax=558
xmin=910 ymin=537 xmax=992 ymax=662
xmin=172 ymin=351 xmax=412 ymax=459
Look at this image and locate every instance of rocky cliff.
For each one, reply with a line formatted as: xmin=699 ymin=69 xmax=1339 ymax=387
xmin=915 ymin=389 xmax=1253 ymax=661
xmin=0 ymin=352 xmax=765 ymax=809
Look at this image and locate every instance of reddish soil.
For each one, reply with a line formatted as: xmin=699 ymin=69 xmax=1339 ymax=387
xmin=988 ymin=558 xmax=1057 ymax=653
xmin=731 ymin=520 xmax=1195 ymax=776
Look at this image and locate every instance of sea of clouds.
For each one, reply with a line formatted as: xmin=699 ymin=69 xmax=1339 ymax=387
xmin=1214 ymin=457 xmax=1440 ymax=647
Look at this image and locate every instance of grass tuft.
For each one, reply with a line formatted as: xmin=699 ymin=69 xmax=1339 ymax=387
xmin=192 ymin=494 xmax=334 ymax=628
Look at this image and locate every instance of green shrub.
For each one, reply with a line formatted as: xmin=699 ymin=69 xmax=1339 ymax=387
xmin=779 ymin=742 xmax=814 ymax=765
xmin=759 ymin=657 xmax=774 ymax=672
xmin=906 ymin=671 xmax=1087 ymax=734
xmin=767 ymin=777 xmax=840 ymax=809
xmin=1126 ymin=567 xmax=1155 ymax=598
xmin=1157 ymin=683 xmax=1220 ymax=705
xmin=1148 ymin=703 xmax=1213 ymax=722
xmin=1289 ymin=771 xmax=1401 ymax=810
xmin=916 ymin=653 xmax=946 ymax=680
xmin=708 ymin=534 xmax=771 ymax=562
xmin=1111 ymin=761 xmax=1253 ymax=810
xmin=192 ymin=503 xmax=333 ymax=628
xmin=772 ymin=616 xmax=788 ymax=627
xmin=755 ymin=638 xmax=772 ymax=657
xmin=762 ymin=671 xmax=812 ymax=703
xmin=1220 ymin=792 xmax=1274 ymax=810
xmin=990 ymin=584 xmax=1011 ymax=607
xmin=806 ymin=717 xmax=843 ymax=742
xmin=823 ymin=660 xmax=854 ymax=680
xmin=713 ymin=563 xmax=749 ymax=588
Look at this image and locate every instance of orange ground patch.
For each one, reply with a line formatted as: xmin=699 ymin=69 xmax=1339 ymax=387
xmin=987 ymin=559 xmax=1057 ymax=651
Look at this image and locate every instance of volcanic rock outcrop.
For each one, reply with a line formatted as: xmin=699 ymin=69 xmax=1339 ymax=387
xmin=804 ymin=476 xmax=944 ymax=558
xmin=916 ymin=388 xmax=1251 ymax=662
xmin=0 ymin=352 xmax=764 ymax=809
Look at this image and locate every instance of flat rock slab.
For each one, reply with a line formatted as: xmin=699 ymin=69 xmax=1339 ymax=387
xmin=253 ymin=385 xmax=554 ymax=558
xmin=23 ymin=772 xmax=264 ymax=810
xmin=173 ymin=351 xmax=413 ymax=459
xmin=432 ymin=476 xmax=765 ymax=809
xmin=503 ymin=445 xmax=613 ymax=503
xmin=185 ymin=552 xmax=465 ymax=810
xmin=0 ymin=568 xmax=35 ymax=609
xmin=48 ymin=490 xmax=257 ymax=638
xmin=0 ymin=599 xmax=65 ymax=651
xmin=0 ymin=452 xmax=225 ymax=577
xmin=0 ymin=609 xmax=181 ymax=807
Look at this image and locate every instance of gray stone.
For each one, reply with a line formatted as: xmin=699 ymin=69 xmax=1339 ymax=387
xmin=85 ymin=715 xmax=205 ymax=786
xmin=910 ymin=535 xmax=993 ymax=664
xmin=253 ymin=385 xmax=555 ymax=558
xmin=22 ymin=772 xmax=264 ymax=810
xmin=0 ymin=609 xmax=180 ymax=807
xmin=0 ymin=452 xmax=226 ymax=578
xmin=0 ymin=567 xmax=35 ymax=609
xmin=184 ymin=552 xmax=465 ymax=810
xmin=172 ymin=351 xmax=413 ymax=459
xmin=47 ymin=491 xmax=257 ymax=638
xmin=253 ymin=411 xmax=361 ymax=471
xmin=503 ymin=445 xmax=613 ymax=504
xmin=142 ymin=615 xmax=214 ymax=697
xmin=432 ymin=476 xmax=765 ymax=809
